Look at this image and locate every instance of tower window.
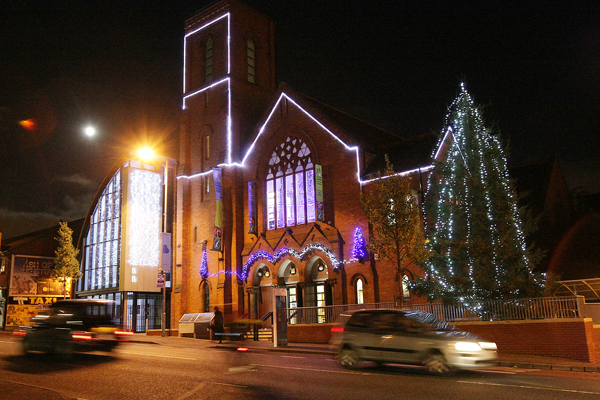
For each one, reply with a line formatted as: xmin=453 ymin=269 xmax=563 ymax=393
xmin=205 ymin=37 xmax=213 ymax=83
xmin=266 ymin=136 xmax=316 ymax=230
xmin=247 ymin=39 xmax=255 ymax=83
xmin=205 ymin=135 xmax=210 ymax=160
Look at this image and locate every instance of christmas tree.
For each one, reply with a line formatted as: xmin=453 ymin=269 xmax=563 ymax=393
xmin=416 ymin=84 xmax=544 ymax=304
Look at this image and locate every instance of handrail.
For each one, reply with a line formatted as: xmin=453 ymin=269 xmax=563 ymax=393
xmin=259 ymin=311 xmax=273 ymax=322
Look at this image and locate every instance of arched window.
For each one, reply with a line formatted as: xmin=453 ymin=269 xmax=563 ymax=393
xmin=402 ymin=275 xmax=410 ymax=301
xmin=266 ymin=136 xmax=316 ymax=229
xmin=205 ymin=37 xmax=213 ymax=83
xmin=247 ymin=39 xmax=255 ymax=83
xmin=356 ymin=278 xmax=364 ymax=304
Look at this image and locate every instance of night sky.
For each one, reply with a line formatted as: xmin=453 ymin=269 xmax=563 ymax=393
xmin=1 ymin=0 xmax=599 ymax=239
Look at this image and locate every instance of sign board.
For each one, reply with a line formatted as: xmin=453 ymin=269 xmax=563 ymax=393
xmin=9 ymin=255 xmax=67 ymax=297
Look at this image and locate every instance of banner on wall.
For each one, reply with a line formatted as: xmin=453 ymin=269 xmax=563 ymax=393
xmin=248 ymin=182 xmax=257 ymax=235
xmin=315 ymin=164 xmax=324 ymax=222
xmin=9 ymin=255 xmax=67 ymax=297
xmin=212 ymin=168 xmax=223 ymax=252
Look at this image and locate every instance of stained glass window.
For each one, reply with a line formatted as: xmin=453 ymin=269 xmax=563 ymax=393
xmin=266 ymin=136 xmax=317 ymax=230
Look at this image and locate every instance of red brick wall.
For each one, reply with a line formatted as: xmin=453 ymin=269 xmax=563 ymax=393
xmin=454 ymin=318 xmax=599 ymax=363
xmin=288 ymin=323 xmax=334 ymax=344
xmin=288 ymin=319 xmax=600 ymax=363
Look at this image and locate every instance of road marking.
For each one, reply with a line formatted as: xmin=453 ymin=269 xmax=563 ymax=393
xmin=173 ymin=382 xmax=206 ymax=400
xmin=254 ymin=363 xmax=371 ymax=376
xmin=458 ymin=380 xmax=600 ymax=395
xmin=118 ymin=351 xmax=197 ymax=361
xmin=281 ymin=356 xmax=305 ymax=359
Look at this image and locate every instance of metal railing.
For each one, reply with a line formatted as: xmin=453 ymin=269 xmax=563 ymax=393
xmin=411 ymin=297 xmax=581 ymax=322
xmin=286 ymin=302 xmax=394 ymax=325
xmin=285 ymin=297 xmax=582 ymax=325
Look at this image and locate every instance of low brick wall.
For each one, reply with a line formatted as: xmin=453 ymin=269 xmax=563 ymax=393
xmin=454 ymin=318 xmax=599 ymax=363
xmin=287 ymin=318 xmax=600 ymax=363
xmin=288 ymin=323 xmax=334 ymax=344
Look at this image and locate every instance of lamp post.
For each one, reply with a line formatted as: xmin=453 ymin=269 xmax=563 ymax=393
xmin=137 ymin=148 xmax=176 ymax=338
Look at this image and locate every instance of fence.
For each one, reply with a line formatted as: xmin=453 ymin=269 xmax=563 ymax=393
xmin=287 ymin=302 xmax=394 ymax=325
xmin=409 ymin=297 xmax=581 ymax=322
xmin=286 ymin=297 xmax=582 ymax=325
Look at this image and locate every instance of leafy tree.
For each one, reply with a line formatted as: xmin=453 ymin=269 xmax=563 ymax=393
xmin=414 ymin=84 xmax=546 ymax=304
xmin=361 ymin=155 xmax=428 ymax=306
xmin=53 ymin=222 xmax=82 ymax=298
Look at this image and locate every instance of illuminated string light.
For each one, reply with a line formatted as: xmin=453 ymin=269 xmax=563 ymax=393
xmin=240 ymin=243 xmax=341 ymax=280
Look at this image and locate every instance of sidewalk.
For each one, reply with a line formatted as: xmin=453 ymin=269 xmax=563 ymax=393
xmin=132 ymin=332 xmax=600 ymax=373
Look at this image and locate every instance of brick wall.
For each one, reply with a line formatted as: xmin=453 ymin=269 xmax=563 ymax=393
xmin=454 ymin=318 xmax=599 ymax=363
xmin=288 ymin=323 xmax=334 ymax=344
xmin=287 ymin=318 xmax=600 ymax=363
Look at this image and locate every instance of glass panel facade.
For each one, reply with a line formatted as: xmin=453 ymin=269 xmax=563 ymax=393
xmin=83 ymin=170 xmax=122 ymax=290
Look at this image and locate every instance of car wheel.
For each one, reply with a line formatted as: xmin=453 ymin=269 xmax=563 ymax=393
xmin=338 ymin=347 xmax=360 ymax=369
xmin=54 ymin=341 xmax=74 ymax=360
xmin=423 ymin=353 xmax=451 ymax=375
xmin=21 ymin=338 xmax=32 ymax=356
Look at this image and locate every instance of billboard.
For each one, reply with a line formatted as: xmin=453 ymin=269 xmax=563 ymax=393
xmin=9 ymin=255 xmax=67 ymax=297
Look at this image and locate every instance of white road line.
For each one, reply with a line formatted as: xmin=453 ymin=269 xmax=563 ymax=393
xmin=281 ymin=356 xmax=305 ymax=359
xmin=254 ymin=363 xmax=371 ymax=376
xmin=173 ymin=382 xmax=206 ymax=400
xmin=118 ymin=351 xmax=197 ymax=361
xmin=458 ymin=380 xmax=600 ymax=395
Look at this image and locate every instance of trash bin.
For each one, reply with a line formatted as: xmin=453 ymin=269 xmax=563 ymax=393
xmin=178 ymin=312 xmax=214 ymax=339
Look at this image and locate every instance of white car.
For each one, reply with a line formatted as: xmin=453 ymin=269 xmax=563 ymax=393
xmin=331 ymin=309 xmax=497 ymax=374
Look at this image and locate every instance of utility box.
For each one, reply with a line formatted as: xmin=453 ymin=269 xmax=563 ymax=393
xmin=178 ymin=312 xmax=214 ymax=339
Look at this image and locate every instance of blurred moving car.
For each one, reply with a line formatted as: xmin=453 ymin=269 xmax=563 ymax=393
xmin=330 ymin=309 xmax=497 ymax=374
xmin=13 ymin=299 xmax=133 ymax=357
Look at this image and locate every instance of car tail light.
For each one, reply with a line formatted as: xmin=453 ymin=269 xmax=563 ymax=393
xmin=72 ymin=334 xmax=93 ymax=340
xmin=114 ymin=330 xmax=134 ymax=336
xmin=331 ymin=326 xmax=344 ymax=333
xmin=12 ymin=331 xmax=26 ymax=336
xmin=237 ymin=347 xmax=249 ymax=352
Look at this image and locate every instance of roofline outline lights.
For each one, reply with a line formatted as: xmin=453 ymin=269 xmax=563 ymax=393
xmin=177 ymin=91 xmax=430 ymax=184
xmin=183 ymin=12 xmax=230 ymax=94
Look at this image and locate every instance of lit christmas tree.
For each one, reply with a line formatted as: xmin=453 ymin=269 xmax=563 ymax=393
xmin=416 ymin=84 xmax=544 ymax=304
xmin=351 ymin=227 xmax=368 ymax=261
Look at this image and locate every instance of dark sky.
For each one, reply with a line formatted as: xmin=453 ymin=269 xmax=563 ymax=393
xmin=1 ymin=0 xmax=599 ymax=239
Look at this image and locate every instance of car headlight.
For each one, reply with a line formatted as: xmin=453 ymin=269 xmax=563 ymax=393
xmin=479 ymin=341 xmax=497 ymax=350
xmin=455 ymin=341 xmax=482 ymax=352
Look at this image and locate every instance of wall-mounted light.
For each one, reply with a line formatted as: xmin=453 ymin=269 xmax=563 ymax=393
xmin=258 ymin=271 xmax=263 ymax=277
xmin=264 ymin=269 xmax=270 ymax=278
xmin=290 ymin=266 xmax=297 ymax=275
xmin=318 ymin=264 xmax=325 ymax=272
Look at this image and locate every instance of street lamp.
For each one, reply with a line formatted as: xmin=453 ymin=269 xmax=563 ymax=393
xmin=136 ymin=147 xmax=176 ymax=337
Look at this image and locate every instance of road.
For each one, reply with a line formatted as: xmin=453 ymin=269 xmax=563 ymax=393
xmin=0 ymin=336 xmax=599 ymax=400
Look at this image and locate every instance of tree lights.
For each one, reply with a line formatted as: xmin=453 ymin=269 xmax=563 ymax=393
xmin=416 ymin=84 xmax=544 ymax=304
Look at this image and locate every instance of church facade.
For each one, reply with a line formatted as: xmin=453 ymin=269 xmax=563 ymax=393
xmin=172 ymin=0 xmax=434 ymax=326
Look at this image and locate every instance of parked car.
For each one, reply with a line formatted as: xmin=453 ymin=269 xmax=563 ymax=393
xmin=13 ymin=299 xmax=133 ymax=358
xmin=330 ymin=309 xmax=497 ymax=374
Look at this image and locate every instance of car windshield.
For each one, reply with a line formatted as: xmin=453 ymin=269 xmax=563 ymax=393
xmin=404 ymin=311 xmax=458 ymax=331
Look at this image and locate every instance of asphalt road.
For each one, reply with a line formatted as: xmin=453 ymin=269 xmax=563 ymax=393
xmin=0 ymin=337 xmax=599 ymax=400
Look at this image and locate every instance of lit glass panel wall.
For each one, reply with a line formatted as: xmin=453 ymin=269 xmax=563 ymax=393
xmin=83 ymin=169 xmax=122 ymax=291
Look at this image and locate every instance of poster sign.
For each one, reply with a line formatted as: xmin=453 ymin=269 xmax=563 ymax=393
xmin=315 ymin=164 xmax=324 ymax=222
xmin=212 ymin=168 xmax=223 ymax=251
xmin=161 ymin=233 xmax=172 ymax=272
xmin=248 ymin=182 xmax=257 ymax=235
xmin=9 ymin=255 xmax=67 ymax=297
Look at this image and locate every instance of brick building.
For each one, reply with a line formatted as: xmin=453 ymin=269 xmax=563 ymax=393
xmin=172 ymin=0 xmax=434 ymax=327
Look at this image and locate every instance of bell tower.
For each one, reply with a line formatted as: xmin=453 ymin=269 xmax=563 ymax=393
xmin=181 ymin=0 xmax=276 ymax=173
xmin=175 ymin=0 xmax=276 ymax=322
